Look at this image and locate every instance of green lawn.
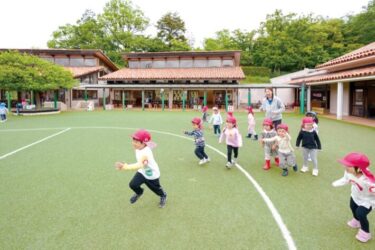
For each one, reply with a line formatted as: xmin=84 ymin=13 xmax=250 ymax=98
xmin=1 ymin=110 xmax=375 ymax=249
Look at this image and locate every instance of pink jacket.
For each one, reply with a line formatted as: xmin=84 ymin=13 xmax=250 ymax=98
xmin=219 ymin=127 xmax=243 ymax=147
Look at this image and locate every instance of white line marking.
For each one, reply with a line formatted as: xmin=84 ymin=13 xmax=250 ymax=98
xmin=0 ymin=128 xmax=71 ymax=160
xmin=0 ymin=127 xmax=67 ymax=132
xmin=0 ymin=126 xmax=296 ymax=250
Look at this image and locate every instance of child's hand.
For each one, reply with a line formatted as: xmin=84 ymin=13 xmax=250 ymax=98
xmin=115 ymin=162 xmax=125 ymax=170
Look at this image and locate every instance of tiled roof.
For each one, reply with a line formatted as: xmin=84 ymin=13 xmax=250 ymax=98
xmin=65 ymin=66 xmax=104 ymax=78
xmin=290 ymin=66 xmax=375 ymax=84
xmin=99 ymin=67 xmax=245 ymax=81
xmin=316 ymin=42 xmax=375 ymax=69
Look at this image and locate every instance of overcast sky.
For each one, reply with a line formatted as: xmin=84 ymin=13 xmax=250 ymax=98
xmin=0 ymin=0 xmax=370 ymax=49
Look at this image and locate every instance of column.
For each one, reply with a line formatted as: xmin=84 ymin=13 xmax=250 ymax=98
xmin=247 ymin=88 xmax=251 ymax=107
xmin=300 ymin=84 xmax=305 ymax=114
xmin=306 ymin=86 xmax=311 ymax=112
xmin=142 ymin=90 xmax=145 ymax=111
xmin=337 ymin=82 xmax=343 ymax=120
xmin=122 ymin=91 xmax=126 ymax=110
xmin=168 ymin=90 xmax=173 ymax=110
xmin=102 ymin=88 xmax=106 ymax=110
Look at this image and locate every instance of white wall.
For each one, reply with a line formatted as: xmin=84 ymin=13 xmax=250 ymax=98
xmin=329 ymin=82 xmax=350 ymax=116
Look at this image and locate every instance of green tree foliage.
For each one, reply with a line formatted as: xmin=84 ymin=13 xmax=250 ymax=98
xmin=0 ymin=51 xmax=76 ymax=91
xmin=203 ymin=29 xmax=254 ymax=66
xmin=156 ymin=12 xmax=190 ymax=50
xmin=344 ymin=0 xmax=375 ymax=45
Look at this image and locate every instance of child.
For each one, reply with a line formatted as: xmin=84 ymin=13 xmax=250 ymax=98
xmin=184 ymin=117 xmax=210 ymax=165
xmin=262 ymin=123 xmax=298 ymax=176
xmin=332 ymin=152 xmax=375 ymax=243
xmin=0 ymin=103 xmax=9 ymax=122
xmin=202 ymin=106 xmax=209 ymax=123
xmin=261 ymin=118 xmax=279 ymax=170
xmin=115 ymin=129 xmax=167 ymax=208
xmin=305 ymin=111 xmax=319 ymax=133
xmin=209 ymin=107 xmax=223 ymax=137
xmin=296 ymin=117 xmax=322 ymax=176
xmin=219 ymin=116 xmax=243 ymax=169
xmin=246 ymin=106 xmax=258 ymax=140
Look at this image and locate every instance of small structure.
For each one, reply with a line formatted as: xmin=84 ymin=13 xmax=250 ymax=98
xmin=290 ymin=42 xmax=375 ymax=120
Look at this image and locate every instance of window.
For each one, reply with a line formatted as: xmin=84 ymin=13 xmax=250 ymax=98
xmin=180 ymin=59 xmax=193 ymax=68
xmin=194 ymin=59 xmax=207 ymax=68
xmin=72 ymin=90 xmax=98 ymax=100
xmin=55 ymin=57 xmax=69 ymax=66
xmin=152 ymin=60 xmax=166 ymax=68
xmin=84 ymin=58 xmax=97 ymax=66
xmin=70 ymin=57 xmax=84 ymax=67
xmin=223 ymin=59 xmax=234 ymax=67
xmin=129 ymin=61 xmax=139 ymax=68
xmin=166 ymin=60 xmax=179 ymax=68
xmin=208 ymin=59 xmax=221 ymax=67
xmin=140 ymin=60 xmax=152 ymax=68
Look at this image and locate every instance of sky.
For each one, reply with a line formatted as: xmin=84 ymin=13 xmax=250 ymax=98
xmin=0 ymin=0 xmax=370 ymax=49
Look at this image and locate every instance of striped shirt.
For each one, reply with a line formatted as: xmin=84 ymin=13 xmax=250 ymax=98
xmin=185 ymin=129 xmax=205 ymax=147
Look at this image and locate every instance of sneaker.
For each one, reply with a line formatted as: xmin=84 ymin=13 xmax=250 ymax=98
xmin=159 ymin=194 xmax=167 ymax=208
xmin=293 ymin=165 xmax=298 ymax=172
xmin=226 ymin=162 xmax=232 ymax=169
xmin=232 ymin=158 xmax=237 ymax=164
xmin=199 ymin=159 xmax=205 ymax=165
xmin=205 ymin=157 xmax=210 ymax=163
xmin=130 ymin=193 xmax=142 ymax=204
xmin=301 ymin=166 xmax=309 ymax=173
xmin=312 ymin=169 xmax=319 ymax=176
xmin=253 ymin=135 xmax=258 ymax=141
xmin=347 ymin=218 xmax=361 ymax=229
xmin=356 ymin=229 xmax=372 ymax=243
xmin=282 ymin=169 xmax=288 ymax=176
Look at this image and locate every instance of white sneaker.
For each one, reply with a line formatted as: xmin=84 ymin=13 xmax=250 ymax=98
xmin=199 ymin=159 xmax=205 ymax=165
xmin=301 ymin=166 xmax=309 ymax=173
xmin=312 ymin=169 xmax=319 ymax=176
xmin=232 ymin=158 xmax=237 ymax=164
xmin=205 ymin=157 xmax=210 ymax=163
xmin=226 ymin=162 xmax=232 ymax=169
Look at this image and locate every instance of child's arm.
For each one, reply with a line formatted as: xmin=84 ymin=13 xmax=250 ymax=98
xmin=314 ymin=131 xmax=322 ymax=150
xmin=219 ymin=128 xmax=226 ymax=143
xmin=262 ymin=137 xmax=277 ymax=143
xmin=184 ymin=131 xmax=194 ymax=136
xmin=296 ymin=131 xmax=303 ymax=147
xmin=332 ymin=173 xmax=349 ymax=187
xmin=115 ymin=156 xmax=148 ymax=171
xmin=236 ymin=129 xmax=243 ymax=147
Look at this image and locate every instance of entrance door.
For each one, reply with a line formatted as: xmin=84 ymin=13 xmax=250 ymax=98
xmin=351 ymin=88 xmax=365 ymax=117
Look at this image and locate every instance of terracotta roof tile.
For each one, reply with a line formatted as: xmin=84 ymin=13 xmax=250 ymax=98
xmin=65 ymin=66 xmax=104 ymax=78
xmin=99 ymin=67 xmax=245 ymax=81
xmin=316 ymin=42 xmax=375 ymax=69
xmin=291 ymin=66 xmax=375 ymax=84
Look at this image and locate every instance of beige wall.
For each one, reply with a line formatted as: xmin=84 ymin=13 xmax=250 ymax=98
xmin=329 ymin=82 xmax=350 ymax=116
xmin=238 ymin=88 xmax=295 ymax=107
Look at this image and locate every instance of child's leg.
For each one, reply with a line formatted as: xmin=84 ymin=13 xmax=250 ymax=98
xmin=201 ymin=146 xmax=209 ymax=159
xmin=302 ymin=148 xmax=310 ymax=167
xmin=310 ymin=149 xmax=318 ymax=170
xmin=287 ymin=152 xmax=298 ymax=171
xmin=279 ymin=153 xmax=287 ymax=169
xmin=129 ymin=172 xmax=145 ymax=195
xmin=227 ymin=145 xmax=233 ymax=163
xmin=351 ymin=198 xmax=372 ymax=233
xmin=217 ymin=126 xmax=221 ymax=135
xmin=233 ymin=147 xmax=239 ymax=159
xmin=194 ymin=147 xmax=204 ymax=160
xmin=144 ymin=178 xmax=166 ymax=197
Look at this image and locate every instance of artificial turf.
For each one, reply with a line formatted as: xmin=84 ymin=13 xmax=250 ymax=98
xmin=0 ymin=110 xmax=374 ymax=249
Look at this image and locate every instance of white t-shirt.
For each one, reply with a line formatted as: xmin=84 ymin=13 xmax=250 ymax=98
xmin=136 ymin=146 xmax=160 ymax=180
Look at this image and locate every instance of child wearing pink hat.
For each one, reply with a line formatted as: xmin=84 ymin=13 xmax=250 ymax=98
xmin=246 ymin=106 xmax=258 ymax=140
xmin=219 ymin=116 xmax=243 ymax=169
xmin=262 ymin=123 xmax=297 ymax=176
xmin=209 ymin=107 xmax=223 ymax=137
xmin=261 ymin=118 xmax=279 ymax=170
xmin=296 ymin=117 xmax=322 ymax=176
xmin=332 ymin=152 xmax=375 ymax=243
xmin=184 ymin=117 xmax=210 ymax=165
xmin=115 ymin=129 xmax=167 ymax=208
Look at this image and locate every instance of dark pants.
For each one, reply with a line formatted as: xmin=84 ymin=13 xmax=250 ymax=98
xmin=227 ymin=145 xmax=239 ymax=163
xmin=129 ymin=172 xmax=166 ymax=197
xmin=195 ymin=146 xmax=208 ymax=160
xmin=273 ymin=119 xmax=282 ymax=130
xmin=350 ymin=197 xmax=372 ymax=232
xmin=213 ymin=125 xmax=221 ymax=135
xmin=0 ymin=114 xmax=6 ymax=121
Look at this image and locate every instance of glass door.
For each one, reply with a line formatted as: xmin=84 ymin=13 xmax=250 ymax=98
xmin=351 ymin=88 xmax=365 ymax=117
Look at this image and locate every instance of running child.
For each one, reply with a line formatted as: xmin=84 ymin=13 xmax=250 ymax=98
xmin=261 ymin=118 xmax=279 ymax=170
xmin=246 ymin=106 xmax=258 ymax=140
xmin=209 ymin=107 xmax=223 ymax=137
xmin=184 ymin=117 xmax=210 ymax=165
xmin=219 ymin=116 xmax=243 ymax=169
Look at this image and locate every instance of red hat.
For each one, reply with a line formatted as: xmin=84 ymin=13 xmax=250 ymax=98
xmin=302 ymin=117 xmax=314 ymax=125
xmin=246 ymin=106 xmax=253 ymax=114
xmin=338 ymin=152 xmax=375 ymax=183
xmin=277 ymin=123 xmax=289 ymax=132
xmin=132 ymin=129 xmax=151 ymax=143
xmin=227 ymin=111 xmax=233 ymax=117
xmin=202 ymin=106 xmax=208 ymax=112
xmin=263 ymin=118 xmax=273 ymax=127
xmin=226 ymin=116 xmax=237 ymax=125
xmin=192 ymin=117 xmax=202 ymax=125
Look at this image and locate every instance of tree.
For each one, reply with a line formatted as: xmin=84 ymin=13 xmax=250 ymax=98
xmin=156 ymin=12 xmax=190 ymax=50
xmin=0 ymin=51 xmax=77 ymax=106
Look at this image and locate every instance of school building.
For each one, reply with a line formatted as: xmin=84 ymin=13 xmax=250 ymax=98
xmin=0 ymin=49 xmax=118 ymax=110
xmin=80 ymin=51 xmax=246 ymax=110
xmin=289 ymin=42 xmax=375 ymax=120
